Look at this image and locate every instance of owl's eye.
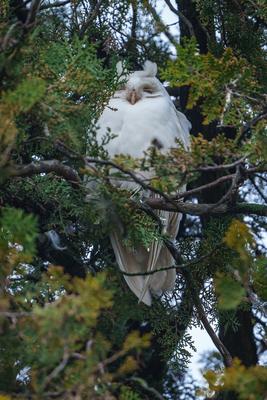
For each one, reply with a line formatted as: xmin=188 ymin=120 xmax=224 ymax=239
xmin=143 ymin=87 xmax=153 ymax=93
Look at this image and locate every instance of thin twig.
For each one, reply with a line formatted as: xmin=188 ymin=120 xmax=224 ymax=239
xmin=85 ymin=157 xmax=177 ymax=207
xmin=250 ymin=177 xmax=267 ymax=203
xmin=173 ymin=173 xmax=235 ymax=200
xmin=44 ymin=346 xmax=69 ymax=388
xmin=238 ymin=111 xmax=267 ymax=143
xmin=119 ymin=245 xmax=220 ymax=276
xmin=195 ymin=156 xmax=246 ymax=172
xmin=208 ymin=165 xmax=242 ymax=211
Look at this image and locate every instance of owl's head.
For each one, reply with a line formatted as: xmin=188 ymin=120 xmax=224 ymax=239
xmin=115 ymin=60 xmax=166 ymax=105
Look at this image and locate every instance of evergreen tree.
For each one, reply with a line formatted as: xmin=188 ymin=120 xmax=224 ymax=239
xmin=0 ymin=1 xmax=266 ymax=399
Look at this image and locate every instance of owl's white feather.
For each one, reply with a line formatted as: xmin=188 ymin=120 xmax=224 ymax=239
xmin=96 ymin=61 xmax=191 ymax=306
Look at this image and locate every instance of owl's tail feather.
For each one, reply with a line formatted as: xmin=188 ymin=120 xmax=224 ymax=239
xmin=138 ymin=208 xmax=178 ymax=304
xmin=110 ymin=209 xmax=182 ymax=306
xmin=138 ymin=224 xmax=165 ymax=304
xmin=110 ymin=232 xmax=152 ymax=306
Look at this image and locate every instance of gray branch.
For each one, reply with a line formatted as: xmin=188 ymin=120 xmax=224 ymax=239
xmin=145 ymin=198 xmax=267 ymax=217
xmin=9 ymin=160 xmax=81 ymax=186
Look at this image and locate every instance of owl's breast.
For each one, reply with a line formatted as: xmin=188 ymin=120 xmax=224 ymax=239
xmin=97 ymin=96 xmax=180 ymax=158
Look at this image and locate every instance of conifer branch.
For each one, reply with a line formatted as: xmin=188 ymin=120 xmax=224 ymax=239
xmin=145 ymin=199 xmax=267 ymax=217
xmin=9 ymin=160 xmax=81 ymax=186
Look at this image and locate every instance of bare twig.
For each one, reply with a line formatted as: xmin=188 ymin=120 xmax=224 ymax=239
xmin=85 ymin=157 xmax=177 ymax=207
xmin=1 ymin=21 xmax=23 ymax=50
xmin=44 ymin=346 xmax=69 ymax=387
xmin=0 ymin=311 xmax=30 ymax=318
xmin=85 ymin=157 xmax=267 ymax=216
xmin=119 ymin=245 xmax=220 ymax=276
xmin=238 ymin=111 xmax=267 ymax=143
xmin=172 ymin=173 xmax=235 ymax=201
xmin=250 ymin=177 xmax=267 ymax=203
xmin=195 ymin=156 xmax=246 ymax=172
xmin=208 ymin=165 xmax=242 ymax=211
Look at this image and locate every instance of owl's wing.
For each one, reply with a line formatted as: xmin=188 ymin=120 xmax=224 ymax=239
xmin=174 ymin=108 xmax=191 ymax=150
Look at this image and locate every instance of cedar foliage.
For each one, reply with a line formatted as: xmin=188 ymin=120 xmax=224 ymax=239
xmin=0 ymin=1 xmax=266 ymax=399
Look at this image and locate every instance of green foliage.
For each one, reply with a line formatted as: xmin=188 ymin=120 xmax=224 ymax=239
xmin=215 ymin=272 xmax=245 ymax=310
xmin=161 ymin=38 xmax=260 ymax=124
xmin=202 ymin=359 xmax=267 ymax=400
xmin=252 ymin=257 xmax=267 ymax=301
xmin=119 ymin=385 xmax=142 ymax=400
xmin=0 ymin=1 xmax=266 ymax=399
xmin=0 ymin=207 xmax=38 ymax=274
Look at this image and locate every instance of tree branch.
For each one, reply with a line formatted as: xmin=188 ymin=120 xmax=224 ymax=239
xmin=85 ymin=157 xmax=176 ymax=207
xmin=195 ymin=156 xmax=246 ymax=172
xmin=164 ymin=0 xmax=195 ymax=37
xmin=238 ymin=111 xmax=267 ymax=143
xmin=40 ymin=0 xmax=72 ymax=11
xmin=79 ymin=0 xmax=105 ymax=38
xmin=119 ymin=245 xmax=220 ymax=276
xmin=161 ymin=238 xmax=233 ymax=367
xmin=26 ymin=0 xmax=42 ymax=25
xmin=145 ymin=199 xmax=267 ymax=217
xmin=144 ymin=1 xmax=177 ymax=46
xmin=9 ymin=160 xmax=81 ymax=186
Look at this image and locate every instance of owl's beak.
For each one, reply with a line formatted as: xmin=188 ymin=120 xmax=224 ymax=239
xmin=127 ymin=89 xmax=140 ymax=105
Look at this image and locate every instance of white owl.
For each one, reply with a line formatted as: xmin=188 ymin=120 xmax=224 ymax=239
xmin=96 ymin=61 xmax=191 ymax=306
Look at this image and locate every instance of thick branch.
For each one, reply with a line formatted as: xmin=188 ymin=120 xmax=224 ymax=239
xmin=9 ymin=160 xmax=81 ymax=186
xmin=164 ymin=0 xmax=195 ymax=36
xmin=79 ymin=0 xmax=105 ymax=38
xmin=40 ymin=0 xmax=72 ymax=10
xmin=144 ymin=1 xmax=177 ymax=45
xmin=26 ymin=0 xmax=42 ymax=25
xmin=145 ymin=199 xmax=267 ymax=217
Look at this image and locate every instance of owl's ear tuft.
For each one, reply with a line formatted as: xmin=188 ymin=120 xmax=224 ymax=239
xmin=116 ymin=61 xmax=124 ymax=76
xmin=143 ymin=60 xmax=157 ymax=77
